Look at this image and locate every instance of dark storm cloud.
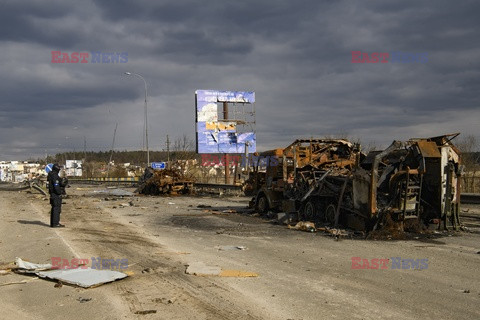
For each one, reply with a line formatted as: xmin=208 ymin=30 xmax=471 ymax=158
xmin=0 ymin=0 xmax=479 ymax=160
xmin=0 ymin=1 xmax=81 ymax=47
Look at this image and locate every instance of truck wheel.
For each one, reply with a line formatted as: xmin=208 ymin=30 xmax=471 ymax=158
xmin=303 ymin=201 xmax=316 ymax=222
xmin=256 ymin=195 xmax=269 ymax=214
xmin=325 ymin=203 xmax=336 ymax=225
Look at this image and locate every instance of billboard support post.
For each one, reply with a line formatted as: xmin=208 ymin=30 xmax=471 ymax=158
xmin=223 ymin=101 xmax=230 ymax=184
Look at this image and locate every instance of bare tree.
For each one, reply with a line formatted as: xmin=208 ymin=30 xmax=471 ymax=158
xmin=456 ymin=135 xmax=480 ymax=193
xmin=172 ymin=134 xmax=195 ymax=160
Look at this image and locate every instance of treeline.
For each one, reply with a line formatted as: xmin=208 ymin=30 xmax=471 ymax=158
xmin=44 ymin=150 xmax=198 ymax=166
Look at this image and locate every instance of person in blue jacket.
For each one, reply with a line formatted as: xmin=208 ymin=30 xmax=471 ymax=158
xmin=47 ymin=164 xmax=65 ymax=228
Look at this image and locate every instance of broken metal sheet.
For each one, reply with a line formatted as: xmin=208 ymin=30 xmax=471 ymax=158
xmin=14 ymin=258 xmax=127 ymax=288
xmin=36 ymin=268 xmax=127 ymax=288
xmin=416 ymin=140 xmax=442 ymax=158
xmin=15 ymin=257 xmax=52 ymax=272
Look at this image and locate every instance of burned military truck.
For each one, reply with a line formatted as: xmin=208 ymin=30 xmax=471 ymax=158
xmin=137 ymin=168 xmax=194 ymax=195
xmin=354 ymin=134 xmax=462 ymax=230
xmin=248 ymin=139 xmax=362 ymax=224
xmin=248 ymin=135 xmax=462 ymax=231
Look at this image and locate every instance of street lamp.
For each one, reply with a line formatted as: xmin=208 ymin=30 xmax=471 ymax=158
xmin=124 ymin=71 xmax=149 ymax=166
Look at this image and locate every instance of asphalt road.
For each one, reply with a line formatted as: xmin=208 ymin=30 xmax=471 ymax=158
xmin=1 ymin=185 xmax=480 ymax=319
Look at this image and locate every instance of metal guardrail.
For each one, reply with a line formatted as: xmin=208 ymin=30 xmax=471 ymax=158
xmin=69 ymin=179 xmax=243 ymax=192
xmin=194 ymin=183 xmax=243 ymax=190
xmin=69 ymin=178 xmax=241 ymax=187
xmin=70 ymin=177 xmax=140 ymax=182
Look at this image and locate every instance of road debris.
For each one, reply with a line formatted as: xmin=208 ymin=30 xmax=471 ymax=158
xmin=216 ymin=245 xmax=247 ymax=251
xmin=288 ymin=221 xmax=316 ymax=232
xmin=89 ymin=189 xmax=135 ymax=197
xmin=185 ymin=262 xmax=258 ymax=277
xmin=134 ymin=310 xmax=157 ymax=315
xmin=185 ymin=262 xmax=221 ymax=276
xmin=219 ymin=270 xmax=258 ymax=277
xmin=77 ymin=297 xmax=92 ymax=303
xmin=0 ymin=262 xmax=15 ymax=275
xmin=14 ymin=258 xmax=128 ymax=288
xmin=14 ymin=257 xmax=52 ymax=272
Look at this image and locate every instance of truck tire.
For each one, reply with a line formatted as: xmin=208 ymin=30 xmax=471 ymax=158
xmin=325 ymin=203 xmax=336 ymax=225
xmin=302 ymin=200 xmax=316 ymax=222
xmin=256 ymin=194 xmax=269 ymax=214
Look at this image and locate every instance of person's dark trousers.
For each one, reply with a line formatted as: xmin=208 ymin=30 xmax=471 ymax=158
xmin=50 ymin=194 xmax=62 ymax=227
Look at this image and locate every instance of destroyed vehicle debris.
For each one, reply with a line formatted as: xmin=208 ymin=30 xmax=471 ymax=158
xmin=288 ymin=221 xmax=316 ymax=232
xmin=137 ymin=168 xmax=194 ymax=195
xmin=247 ymin=134 xmax=463 ymax=234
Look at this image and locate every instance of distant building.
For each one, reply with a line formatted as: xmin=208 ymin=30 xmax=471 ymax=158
xmin=65 ymin=160 xmax=83 ymax=177
xmin=0 ymin=161 xmax=42 ymax=182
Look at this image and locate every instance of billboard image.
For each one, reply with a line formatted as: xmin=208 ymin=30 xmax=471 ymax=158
xmin=195 ymin=90 xmax=256 ymax=154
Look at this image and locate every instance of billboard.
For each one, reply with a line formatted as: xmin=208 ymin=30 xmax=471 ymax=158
xmin=65 ymin=160 xmax=83 ymax=177
xmin=195 ymin=90 xmax=256 ymax=154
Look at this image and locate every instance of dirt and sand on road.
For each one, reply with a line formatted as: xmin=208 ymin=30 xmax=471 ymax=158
xmin=1 ymin=185 xmax=480 ymax=319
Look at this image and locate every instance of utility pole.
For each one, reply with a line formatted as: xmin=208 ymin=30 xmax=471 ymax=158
xmin=166 ymin=135 xmax=170 ymax=169
xmin=124 ymin=72 xmax=149 ymax=166
xmin=107 ymin=123 xmax=118 ymax=178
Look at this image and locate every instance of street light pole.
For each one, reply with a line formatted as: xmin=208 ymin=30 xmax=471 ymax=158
xmin=124 ymin=72 xmax=149 ymax=166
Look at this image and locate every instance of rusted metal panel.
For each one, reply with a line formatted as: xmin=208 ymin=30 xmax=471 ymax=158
xmin=416 ymin=140 xmax=441 ymax=158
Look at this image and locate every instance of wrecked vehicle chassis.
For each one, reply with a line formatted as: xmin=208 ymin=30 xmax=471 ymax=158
xmin=249 ymin=135 xmax=462 ymax=231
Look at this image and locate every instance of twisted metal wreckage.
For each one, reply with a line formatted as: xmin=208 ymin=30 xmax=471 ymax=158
xmin=136 ymin=167 xmax=194 ymax=195
xmin=247 ymin=134 xmax=463 ymax=231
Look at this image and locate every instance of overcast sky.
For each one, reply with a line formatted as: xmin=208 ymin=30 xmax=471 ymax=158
xmin=0 ymin=0 xmax=479 ymax=160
